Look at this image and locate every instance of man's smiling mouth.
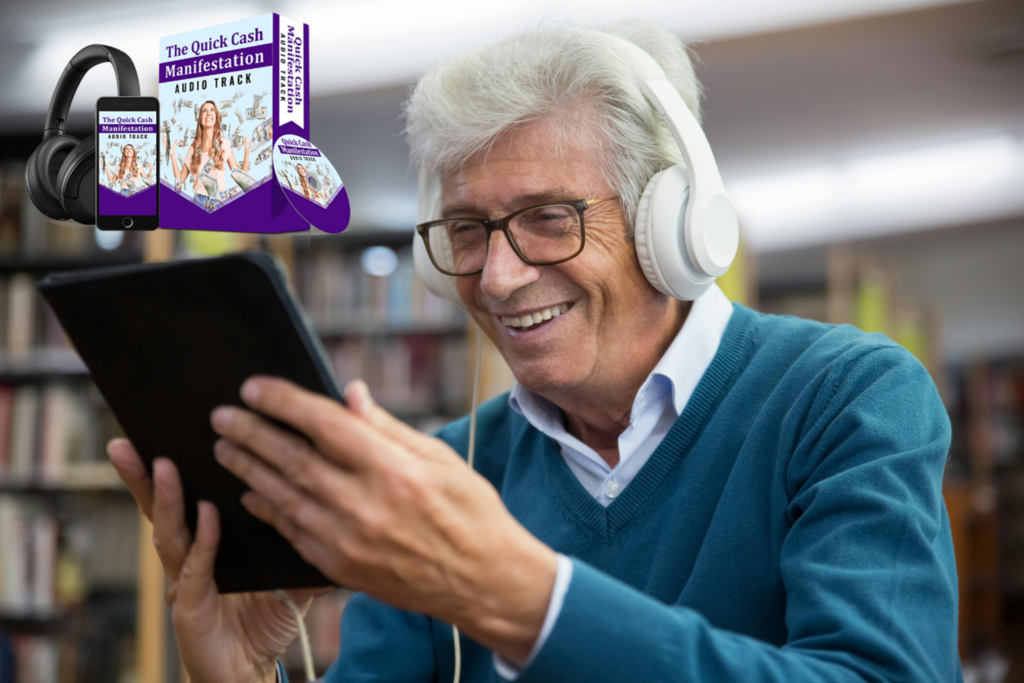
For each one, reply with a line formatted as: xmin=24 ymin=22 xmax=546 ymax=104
xmin=500 ymin=303 xmax=571 ymax=331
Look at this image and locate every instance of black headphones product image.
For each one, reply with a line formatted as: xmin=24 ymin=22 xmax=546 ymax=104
xmin=26 ymin=44 xmax=140 ymax=225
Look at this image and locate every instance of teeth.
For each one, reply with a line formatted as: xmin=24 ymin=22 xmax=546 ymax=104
xmin=501 ymin=304 xmax=571 ymax=330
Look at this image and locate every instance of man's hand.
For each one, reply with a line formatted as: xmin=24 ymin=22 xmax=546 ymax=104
xmin=107 ymin=440 xmax=325 ymax=683
xmin=211 ymin=377 xmax=559 ymax=666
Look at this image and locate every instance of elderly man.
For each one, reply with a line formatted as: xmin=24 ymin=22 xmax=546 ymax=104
xmin=108 ymin=21 xmax=960 ymax=683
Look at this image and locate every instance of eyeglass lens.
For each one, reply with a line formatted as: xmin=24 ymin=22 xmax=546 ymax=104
xmin=426 ymin=204 xmax=582 ymax=275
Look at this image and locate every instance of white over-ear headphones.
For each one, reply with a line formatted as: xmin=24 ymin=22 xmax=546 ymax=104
xmin=412 ymin=31 xmax=739 ymax=307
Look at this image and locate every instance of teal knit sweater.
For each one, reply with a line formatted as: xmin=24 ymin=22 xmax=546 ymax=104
xmin=311 ymin=304 xmax=960 ymax=682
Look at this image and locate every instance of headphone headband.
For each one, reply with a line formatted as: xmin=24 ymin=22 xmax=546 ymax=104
xmin=596 ymin=33 xmax=737 ymax=278
xmin=43 ymin=45 xmax=140 ymax=140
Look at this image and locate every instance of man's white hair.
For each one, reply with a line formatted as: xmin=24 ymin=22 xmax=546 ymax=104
xmin=403 ymin=21 xmax=703 ymax=234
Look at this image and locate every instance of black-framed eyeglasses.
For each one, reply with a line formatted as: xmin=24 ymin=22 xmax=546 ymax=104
xmin=415 ymin=197 xmax=618 ymax=276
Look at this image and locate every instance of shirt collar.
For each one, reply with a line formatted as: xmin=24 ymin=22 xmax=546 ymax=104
xmin=509 ymin=283 xmax=735 ymax=425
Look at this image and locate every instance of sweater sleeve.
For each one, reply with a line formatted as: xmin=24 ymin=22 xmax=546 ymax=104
xmin=320 ymin=592 xmax=436 ymax=682
xmin=518 ymin=345 xmax=960 ymax=683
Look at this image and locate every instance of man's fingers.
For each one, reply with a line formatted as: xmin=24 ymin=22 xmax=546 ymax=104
xmin=345 ymin=380 xmax=431 ymax=453
xmin=151 ymin=458 xmax=191 ymax=583
xmin=209 ymin=409 xmax=355 ymax=507
xmin=107 ymin=438 xmax=154 ymax=519
xmin=215 ymin=439 xmax=352 ymax=536
xmin=232 ymin=376 xmax=390 ymax=471
xmin=175 ymin=501 xmax=221 ymax=611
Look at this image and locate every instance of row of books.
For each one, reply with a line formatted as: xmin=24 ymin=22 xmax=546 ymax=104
xmin=325 ymin=335 xmax=468 ymax=419
xmin=298 ymin=246 xmax=466 ymax=331
xmin=0 ymin=498 xmax=56 ymax=614
xmin=0 ymin=274 xmax=70 ymax=363
xmin=0 ymin=495 xmax=137 ymax=616
xmin=0 ymin=383 xmax=121 ymax=487
xmin=0 ymin=634 xmax=60 ymax=683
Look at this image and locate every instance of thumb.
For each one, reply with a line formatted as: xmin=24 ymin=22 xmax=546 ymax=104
xmin=175 ymin=501 xmax=221 ymax=612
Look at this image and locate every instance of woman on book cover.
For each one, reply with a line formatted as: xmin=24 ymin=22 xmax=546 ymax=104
xmin=105 ymin=143 xmax=150 ymax=196
xmin=169 ymin=100 xmax=250 ymax=205
xmin=295 ymin=163 xmax=325 ymax=206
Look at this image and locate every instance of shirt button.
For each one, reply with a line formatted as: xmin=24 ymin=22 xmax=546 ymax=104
xmin=605 ymin=480 xmax=620 ymax=499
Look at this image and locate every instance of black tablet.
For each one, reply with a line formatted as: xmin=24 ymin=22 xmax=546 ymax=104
xmin=37 ymin=252 xmax=337 ymax=593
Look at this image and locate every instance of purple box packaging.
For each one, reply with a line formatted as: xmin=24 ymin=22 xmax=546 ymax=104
xmin=158 ymin=14 xmax=310 ymax=233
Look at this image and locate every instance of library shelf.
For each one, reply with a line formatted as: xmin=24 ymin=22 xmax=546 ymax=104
xmin=0 ymin=482 xmax=128 ymax=496
xmin=0 ymin=348 xmax=88 ymax=381
xmin=0 ymin=250 xmax=143 ymax=275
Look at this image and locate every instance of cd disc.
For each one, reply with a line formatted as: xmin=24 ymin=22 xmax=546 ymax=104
xmin=273 ymin=135 xmax=350 ymax=233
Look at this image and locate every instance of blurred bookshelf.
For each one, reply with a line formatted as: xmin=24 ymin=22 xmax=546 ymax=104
xmin=0 ymin=159 xmax=143 ymax=683
xmin=292 ymin=233 xmax=469 ymax=432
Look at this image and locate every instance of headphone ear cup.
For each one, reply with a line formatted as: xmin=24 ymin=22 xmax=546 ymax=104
xmin=634 ymin=169 xmax=670 ymax=296
xmin=57 ymin=136 xmax=96 ymax=225
xmin=635 ymin=164 xmax=714 ymax=301
xmin=25 ymin=135 xmax=79 ymax=221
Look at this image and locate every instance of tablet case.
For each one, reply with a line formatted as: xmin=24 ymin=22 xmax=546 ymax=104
xmin=38 ymin=252 xmax=338 ymax=593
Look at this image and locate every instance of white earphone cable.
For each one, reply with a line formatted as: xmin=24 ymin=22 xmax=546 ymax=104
xmin=276 ymin=590 xmax=317 ymax=682
xmin=453 ymin=325 xmax=485 ymax=683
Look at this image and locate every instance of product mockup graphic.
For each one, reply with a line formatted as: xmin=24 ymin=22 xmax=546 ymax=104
xmin=97 ymin=110 xmax=158 ymax=218
xmin=273 ymin=135 xmax=350 ymax=233
xmin=158 ymin=14 xmax=310 ymax=233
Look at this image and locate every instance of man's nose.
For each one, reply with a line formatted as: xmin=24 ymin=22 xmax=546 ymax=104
xmin=479 ymin=231 xmax=541 ymax=302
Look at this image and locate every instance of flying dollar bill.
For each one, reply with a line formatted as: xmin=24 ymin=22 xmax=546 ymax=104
xmin=253 ymin=94 xmax=263 ymax=112
xmin=183 ymin=100 xmax=193 ymax=108
xmin=234 ymin=109 xmax=243 ymax=125
xmin=254 ymin=147 xmax=272 ymax=165
xmin=199 ymin=173 xmax=219 ymax=197
xmin=250 ymin=118 xmax=271 ymax=145
xmin=194 ymin=104 xmax=199 ymax=120
xmin=139 ymin=175 xmax=155 ymax=188
xmin=245 ymin=107 xmax=254 ymax=121
xmin=230 ymin=168 xmax=258 ymax=192
xmin=232 ymin=91 xmax=243 ymax=103
xmin=221 ymin=123 xmax=228 ymax=133
xmin=219 ymin=100 xmax=232 ymax=110
xmin=225 ymin=186 xmax=241 ymax=200
xmin=231 ymin=131 xmax=245 ymax=149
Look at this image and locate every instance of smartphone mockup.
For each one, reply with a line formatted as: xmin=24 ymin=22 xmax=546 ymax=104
xmin=96 ymin=96 xmax=159 ymax=230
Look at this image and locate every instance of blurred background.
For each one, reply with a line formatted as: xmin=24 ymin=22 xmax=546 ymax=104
xmin=0 ymin=0 xmax=1022 ymax=681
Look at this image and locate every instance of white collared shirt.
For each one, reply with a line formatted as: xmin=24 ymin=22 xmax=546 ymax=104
xmin=494 ymin=284 xmax=734 ymax=679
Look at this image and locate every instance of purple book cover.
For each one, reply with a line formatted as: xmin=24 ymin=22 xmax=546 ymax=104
xmin=158 ymin=14 xmax=310 ymax=233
